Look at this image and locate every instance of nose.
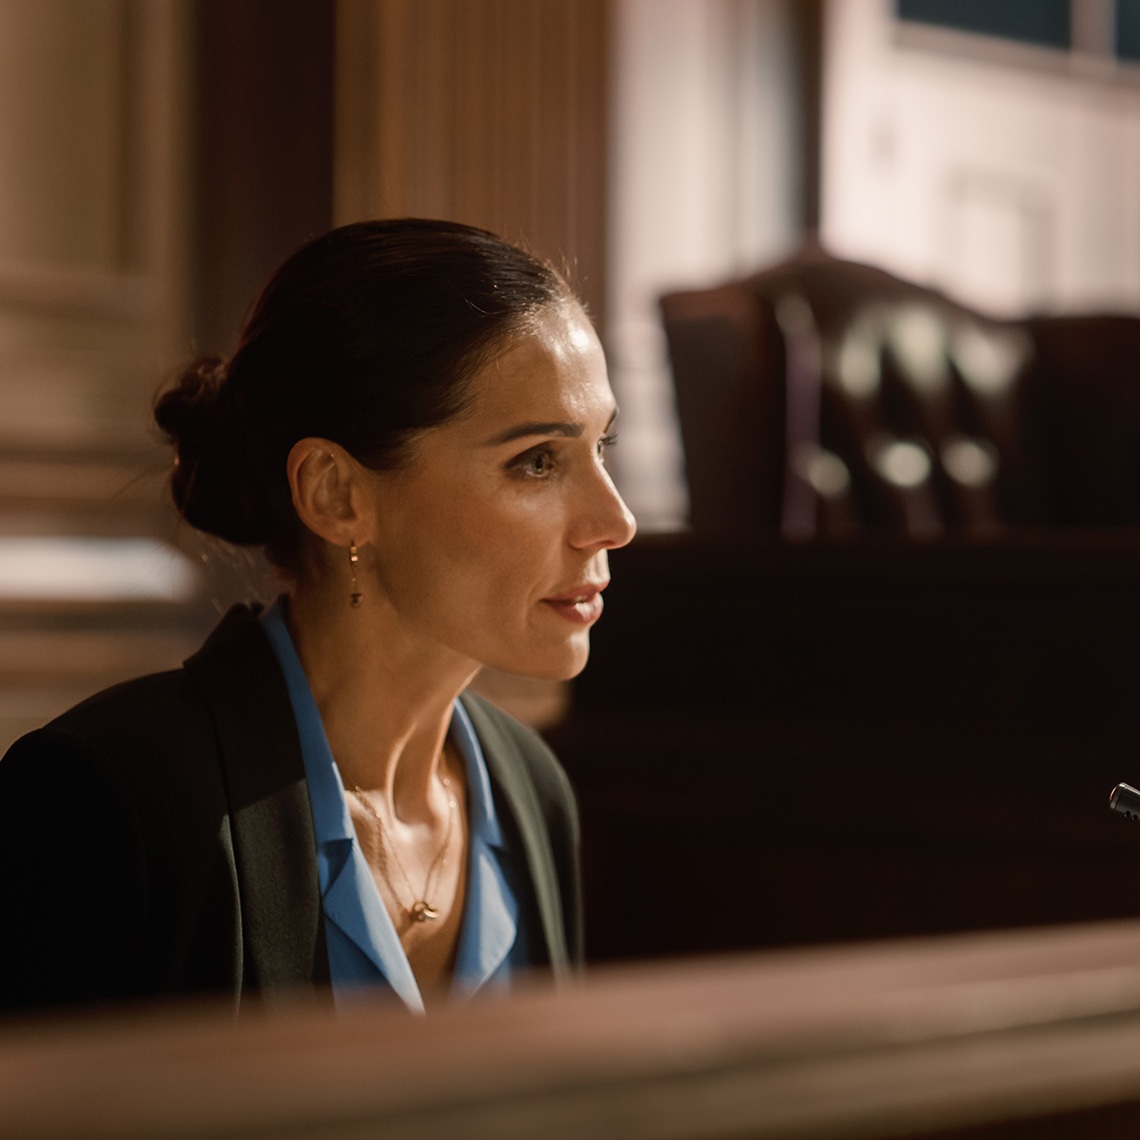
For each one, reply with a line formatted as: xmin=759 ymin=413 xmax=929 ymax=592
xmin=569 ymin=463 xmax=637 ymax=552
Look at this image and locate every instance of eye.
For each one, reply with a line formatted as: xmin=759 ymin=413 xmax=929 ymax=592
xmin=597 ymin=432 xmax=618 ymax=462
xmin=509 ymin=444 xmax=557 ymax=479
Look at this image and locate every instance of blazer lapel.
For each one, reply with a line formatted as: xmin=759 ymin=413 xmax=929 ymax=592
xmin=460 ymin=694 xmax=570 ymax=975
xmin=183 ymin=605 xmax=327 ymax=999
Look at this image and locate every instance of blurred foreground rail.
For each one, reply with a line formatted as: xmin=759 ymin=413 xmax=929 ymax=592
xmin=7 ymin=920 xmax=1140 ymax=1138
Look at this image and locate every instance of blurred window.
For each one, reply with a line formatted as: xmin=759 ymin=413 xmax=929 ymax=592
xmin=1118 ymin=0 xmax=1140 ymax=61
xmin=896 ymin=0 xmax=1071 ymax=50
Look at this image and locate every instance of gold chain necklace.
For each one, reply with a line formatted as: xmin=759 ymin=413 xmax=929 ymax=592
xmin=349 ymin=772 xmax=457 ymax=923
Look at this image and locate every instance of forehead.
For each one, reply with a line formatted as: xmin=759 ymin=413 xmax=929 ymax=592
xmin=462 ymin=304 xmax=611 ymax=424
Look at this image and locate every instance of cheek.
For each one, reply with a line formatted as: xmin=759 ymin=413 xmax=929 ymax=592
xmin=448 ymin=497 xmax=560 ymax=599
xmin=387 ymin=492 xmax=553 ymax=619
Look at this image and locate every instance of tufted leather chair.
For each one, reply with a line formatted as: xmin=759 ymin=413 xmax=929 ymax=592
xmin=660 ymin=246 xmax=1140 ymax=538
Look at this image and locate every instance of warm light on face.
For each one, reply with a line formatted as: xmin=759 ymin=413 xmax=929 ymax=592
xmin=362 ymin=304 xmax=636 ymax=682
xmin=564 ymin=317 xmax=596 ymax=355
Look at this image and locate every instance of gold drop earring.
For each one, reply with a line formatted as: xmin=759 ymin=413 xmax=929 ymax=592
xmin=349 ymin=541 xmax=362 ymax=608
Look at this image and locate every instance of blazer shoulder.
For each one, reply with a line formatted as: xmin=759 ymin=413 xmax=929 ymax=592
xmin=22 ymin=668 xmax=213 ymax=762
xmin=0 ymin=608 xmax=268 ymax=807
xmin=1 ymin=666 xmax=228 ymax=829
xmin=13 ymin=601 xmax=273 ymax=769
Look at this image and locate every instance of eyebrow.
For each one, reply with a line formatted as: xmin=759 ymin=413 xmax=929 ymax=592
xmin=485 ymin=421 xmax=583 ymax=446
xmin=483 ymin=409 xmax=619 ymax=447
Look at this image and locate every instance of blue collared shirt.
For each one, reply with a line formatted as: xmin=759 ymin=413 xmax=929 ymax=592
xmin=261 ymin=600 xmax=529 ymax=1013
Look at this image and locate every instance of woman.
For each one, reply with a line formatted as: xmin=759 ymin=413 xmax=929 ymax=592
xmin=0 ymin=219 xmax=636 ymax=1015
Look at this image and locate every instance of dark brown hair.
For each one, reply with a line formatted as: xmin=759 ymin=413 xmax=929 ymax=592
xmin=155 ymin=218 xmax=573 ymax=570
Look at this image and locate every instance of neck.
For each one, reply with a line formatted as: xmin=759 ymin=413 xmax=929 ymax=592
xmin=283 ymin=582 xmax=479 ymax=824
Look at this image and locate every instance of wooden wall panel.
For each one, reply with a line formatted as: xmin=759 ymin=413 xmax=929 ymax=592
xmin=0 ymin=1 xmax=204 ymax=755
xmin=190 ymin=0 xmax=335 ymax=354
xmin=335 ymin=0 xmax=610 ymax=328
xmin=0 ymin=0 xmax=189 ymax=450
xmin=0 ymin=0 xmax=128 ymax=270
xmin=821 ymin=0 xmax=1140 ymax=317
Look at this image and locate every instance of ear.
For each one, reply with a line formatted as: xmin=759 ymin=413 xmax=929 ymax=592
xmin=286 ymin=438 xmax=372 ymax=548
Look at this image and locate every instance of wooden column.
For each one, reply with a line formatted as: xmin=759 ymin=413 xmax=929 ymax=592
xmin=0 ymin=0 xmax=209 ymax=752
xmin=335 ymin=0 xmax=610 ymax=331
xmin=191 ymin=0 xmax=336 ymax=354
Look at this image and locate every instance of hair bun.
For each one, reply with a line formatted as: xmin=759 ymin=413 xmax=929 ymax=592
xmin=154 ymin=355 xmax=269 ymax=545
xmin=154 ymin=354 xmax=226 ymax=451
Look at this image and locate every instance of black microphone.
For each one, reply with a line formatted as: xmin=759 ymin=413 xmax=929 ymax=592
xmin=1110 ymin=783 xmax=1140 ymax=820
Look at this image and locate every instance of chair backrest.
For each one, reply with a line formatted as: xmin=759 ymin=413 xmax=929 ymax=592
xmin=661 ymin=247 xmax=1140 ymax=537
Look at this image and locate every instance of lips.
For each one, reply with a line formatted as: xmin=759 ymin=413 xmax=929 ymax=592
xmin=541 ymin=581 xmax=608 ymax=625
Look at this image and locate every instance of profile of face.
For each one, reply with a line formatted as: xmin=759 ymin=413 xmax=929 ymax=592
xmin=359 ymin=301 xmax=637 ymax=681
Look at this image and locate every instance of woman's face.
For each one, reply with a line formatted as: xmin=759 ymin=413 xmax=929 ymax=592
xmin=363 ymin=302 xmax=637 ymax=680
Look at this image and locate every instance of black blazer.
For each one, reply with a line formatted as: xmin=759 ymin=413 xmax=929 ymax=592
xmin=0 ymin=605 xmax=582 ymax=1015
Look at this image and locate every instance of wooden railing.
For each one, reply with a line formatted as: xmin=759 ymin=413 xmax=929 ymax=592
xmin=7 ymin=920 xmax=1140 ymax=1138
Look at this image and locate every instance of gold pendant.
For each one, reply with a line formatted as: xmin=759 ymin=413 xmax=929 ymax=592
xmin=411 ymin=900 xmax=439 ymax=922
